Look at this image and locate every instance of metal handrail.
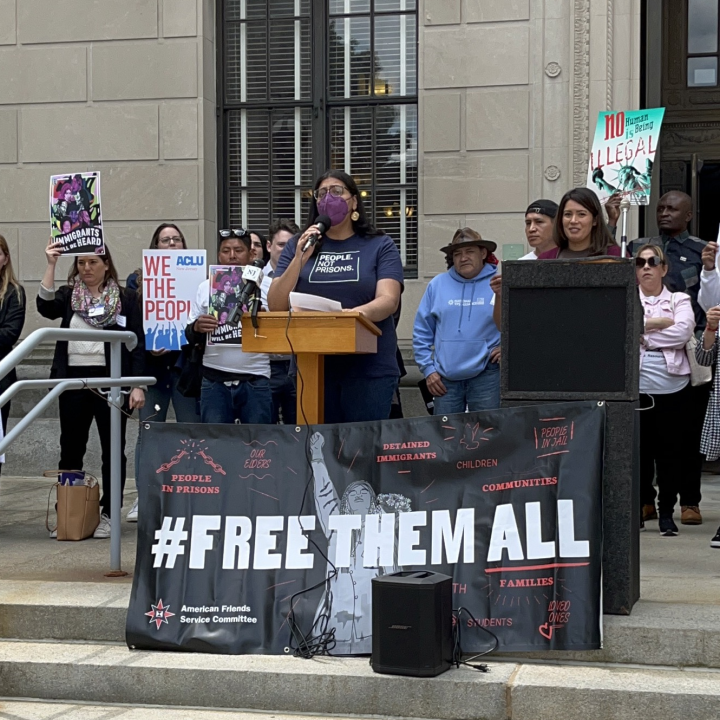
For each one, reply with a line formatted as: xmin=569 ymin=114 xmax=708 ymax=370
xmin=0 ymin=328 xmax=137 ymax=383
xmin=0 ymin=377 xmax=157 ymax=455
xmin=0 ymin=327 xmax=154 ymax=575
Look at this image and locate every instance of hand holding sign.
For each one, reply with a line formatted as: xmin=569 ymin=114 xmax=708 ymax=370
xmin=45 ymin=238 xmax=64 ymax=267
xmin=702 ymin=241 xmax=717 ymax=272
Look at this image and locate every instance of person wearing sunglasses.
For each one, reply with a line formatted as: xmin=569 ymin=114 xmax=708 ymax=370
xmin=185 ymin=229 xmax=272 ymax=425
xmin=636 ymin=244 xmax=696 ymax=536
xmin=268 ymin=170 xmax=404 ymax=423
xmin=125 ymin=224 xmax=200 ymax=522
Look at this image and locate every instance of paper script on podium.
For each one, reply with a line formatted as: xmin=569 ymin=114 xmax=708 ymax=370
xmin=289 ymin=292 xmax=343 ymax=313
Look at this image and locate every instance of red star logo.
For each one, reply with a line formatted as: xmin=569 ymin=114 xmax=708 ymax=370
xmin=145 ymin=599 xmax=175 ymax=630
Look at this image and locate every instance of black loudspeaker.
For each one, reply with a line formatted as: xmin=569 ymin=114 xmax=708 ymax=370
xmin=371 ymin=571 xmax=452 ymax=677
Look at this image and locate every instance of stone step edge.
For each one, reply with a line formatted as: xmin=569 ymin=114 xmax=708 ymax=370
xmin=1 ymin=641 xmax=720 ymax=720
xmin=0 ymin=699 xmax=358 ymax=720
xmin=4 ymin=598 xmax=720 ymax=669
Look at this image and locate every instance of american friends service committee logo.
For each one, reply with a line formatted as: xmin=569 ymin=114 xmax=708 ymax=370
xmin=145 ymin=599 xmax=175 ymax=629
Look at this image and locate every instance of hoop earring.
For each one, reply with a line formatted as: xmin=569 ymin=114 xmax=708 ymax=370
xmin=351 ymin=211 xmax=360 ymax=222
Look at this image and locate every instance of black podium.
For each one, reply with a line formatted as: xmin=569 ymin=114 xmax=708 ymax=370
xmin=500 ymin=259 xmax=642 ymax=615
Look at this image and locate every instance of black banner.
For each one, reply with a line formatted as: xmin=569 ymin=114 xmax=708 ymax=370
xmin=127 ymin=402 xmax=604 ymax=654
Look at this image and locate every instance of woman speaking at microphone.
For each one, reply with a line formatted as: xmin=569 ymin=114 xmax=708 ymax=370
xmin=268 ymin=171 xmax=404 ymax=423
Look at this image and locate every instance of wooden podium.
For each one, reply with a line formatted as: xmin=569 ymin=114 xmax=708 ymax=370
xmin=241 ymin=311 xmax=381 ymax=424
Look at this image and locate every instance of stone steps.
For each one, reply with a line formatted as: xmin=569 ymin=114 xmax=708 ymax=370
xmin=2 ymin=582 xmax=720 ymax=670
xmin=1 ymin=639 xmax=720 ymax=720
xmin=0 ymin=701 xmax=358 ymax=720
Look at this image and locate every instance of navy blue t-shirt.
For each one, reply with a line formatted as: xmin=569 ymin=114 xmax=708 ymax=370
xmin=274 ymin=233 xmax=404 ymax=379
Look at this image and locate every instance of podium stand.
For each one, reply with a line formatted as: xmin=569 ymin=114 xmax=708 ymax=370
xmin=241 ymin=311 xmax=381 ymax=424
xmin=500 ymin=259 xmax=642 ymax=616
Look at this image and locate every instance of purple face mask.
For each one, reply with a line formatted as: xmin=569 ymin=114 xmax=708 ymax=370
xmin=317 ymin=193 xmax=350 ymax=227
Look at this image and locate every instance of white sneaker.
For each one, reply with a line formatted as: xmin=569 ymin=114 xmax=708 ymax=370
xmin=126 ymin=498 xmax=138 ymax=522
xmin=93 ymin=513 xmax=111 ymax=539
xmin=49 ymin=528 xmax=57 ymax=539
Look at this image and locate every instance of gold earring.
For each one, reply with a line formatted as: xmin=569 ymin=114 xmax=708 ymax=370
xmin=351 ymin=211 xmax=360 ymax=222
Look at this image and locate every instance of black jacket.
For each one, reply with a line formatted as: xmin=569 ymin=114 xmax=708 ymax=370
xmin=0 ymin=285 xmax=27 ymax=395
xmin=36 ymin=285 xmax=145 ymax=380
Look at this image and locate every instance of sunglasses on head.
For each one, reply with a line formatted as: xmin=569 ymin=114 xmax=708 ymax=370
xmin=219 ymin=228 xmax=248 ymax=238
xmin=635 ymin=255 xmax=663 ymax=268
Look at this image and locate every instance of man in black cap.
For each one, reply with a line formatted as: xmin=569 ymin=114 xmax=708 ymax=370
xmin=520 ymin=200 xmax=559 ymax=259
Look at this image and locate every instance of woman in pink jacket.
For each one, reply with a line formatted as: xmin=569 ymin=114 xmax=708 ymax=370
xmin=637 ymin=244 xmax=695 ymax=537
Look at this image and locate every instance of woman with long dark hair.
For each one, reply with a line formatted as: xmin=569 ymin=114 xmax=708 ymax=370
xmin=268 ymin=170 xmax=404 ymax=423
xmin=38 ymin=241 xmax=145 ymax=538
xmin=0 ymin=234 xmax=26 ymax=464
xmin=538 ymin=187 xmax=624 ymax=258
xmin=125 ymin=223 xmax=201 ymax=522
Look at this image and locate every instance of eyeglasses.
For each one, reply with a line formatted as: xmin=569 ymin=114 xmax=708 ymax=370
xmin=219 ymin=228 xmax=248 ymax=238
xmin=313 ymin=185 xmax=348 ymax=201
xmin=635 ymin=256 xmax=663 ymax=268
xmin=157 ymin=236 xmax=183 ymax=246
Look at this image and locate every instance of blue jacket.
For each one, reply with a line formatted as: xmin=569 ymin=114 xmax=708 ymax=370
xmin=413 ymin=264 xmax=500 ymax=381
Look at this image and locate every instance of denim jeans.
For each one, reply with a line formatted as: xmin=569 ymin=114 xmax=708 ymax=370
xmin=270 ymin=359 xmax=297 ymax=425
xmin=200 ymin=376 xmax=273 ymax=424
xmin=134 ymin=365 xmax=200 ymax=482
xmin=324 ymin=375 xmax=398 ymax=424
xmin=432 ymin=363 xmax=500 ymax=415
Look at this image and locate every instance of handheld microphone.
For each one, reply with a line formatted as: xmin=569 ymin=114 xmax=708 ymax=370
xmin=227 ymin=259 xmax=265 ymax=326
xmin=619 ymin=197 xmax=631 ymax=258
xmin=302 ymin=215 xmax=332 ymax=253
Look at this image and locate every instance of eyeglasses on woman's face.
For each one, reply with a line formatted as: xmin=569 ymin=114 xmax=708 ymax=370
xmin=313 ymin=185 xmax=348 ymax=201
xmin=635 ymin=255 xmax=663 ymax=269
xmin=157 ymin=235 xmax=183 ymax=247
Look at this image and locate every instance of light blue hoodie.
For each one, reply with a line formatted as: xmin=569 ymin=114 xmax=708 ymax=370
xmin=413 ymin=264 xmax=500 ymax=381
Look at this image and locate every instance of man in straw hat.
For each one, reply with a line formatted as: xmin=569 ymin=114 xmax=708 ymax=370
xmin=413 ymin=228 xmax=501 ymax=415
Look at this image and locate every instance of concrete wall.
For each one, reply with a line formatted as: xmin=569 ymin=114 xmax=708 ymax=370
xmin=0 ymin=0 xmax=641 ymax=347
xmin=0 ymin=0 xmax=217 ymax=334
xmin=397 ymin=0 xmax=643 ymax=343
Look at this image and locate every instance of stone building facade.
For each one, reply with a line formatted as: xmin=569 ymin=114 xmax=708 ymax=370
xmin=0 ymin=0 xmax=641 ymax=344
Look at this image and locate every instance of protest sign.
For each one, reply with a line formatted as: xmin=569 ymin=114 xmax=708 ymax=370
xmin=143 ymin=250 xmax=207 ymax=352
xmin=587 ymin=108 xmax=665 ymax=205
xmin=208 ymin=265 xmax=244 ymax=346
xmin=127 ymin=402 xmax=604 ymax=656
xmin=50 ymin=172 xmax=104 ymax=255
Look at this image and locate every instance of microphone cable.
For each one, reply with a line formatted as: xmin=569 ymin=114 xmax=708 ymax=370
xmin=281 ymin=240 xmax=339 ymax=659
xmin=450 ymin=607 xmax=499 ymax=672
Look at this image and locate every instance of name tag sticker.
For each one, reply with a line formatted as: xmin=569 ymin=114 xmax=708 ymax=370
xmin=116 ymin=315 xmax=127 ymax=327
xmin=88 ymin=306 xmax=104 ymax=318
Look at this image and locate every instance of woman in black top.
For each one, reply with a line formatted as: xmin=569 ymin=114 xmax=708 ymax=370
xmin=0 ymin=234 xmax=26 ymax=470
xmin=38 ymin=240 xmax=145 ymax=539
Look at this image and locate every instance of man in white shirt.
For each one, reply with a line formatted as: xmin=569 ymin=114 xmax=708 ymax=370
xmin=519 ymin=199 xmax=558 ymax=259
xmin=263 ymin=219 xmax=300 ymax=424
xmin=186 ymin=230 xmax=272 ymax=424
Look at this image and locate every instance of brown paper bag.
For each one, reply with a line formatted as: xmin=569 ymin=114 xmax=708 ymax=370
xmin=46 ymin=472 xmax=100 ymax=541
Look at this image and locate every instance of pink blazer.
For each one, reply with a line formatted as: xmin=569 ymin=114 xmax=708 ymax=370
xmin=639 ymin=288 xmax=695 ymax=376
